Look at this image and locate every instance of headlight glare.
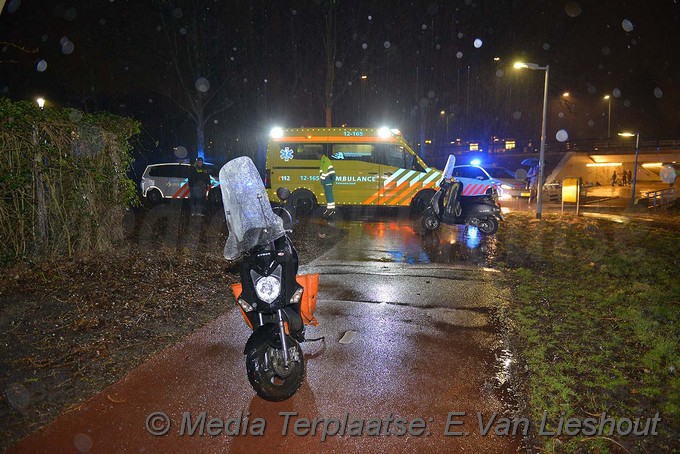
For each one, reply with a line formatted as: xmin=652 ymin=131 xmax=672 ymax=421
xmin=254 ymin=275 xmax=281 ymax=303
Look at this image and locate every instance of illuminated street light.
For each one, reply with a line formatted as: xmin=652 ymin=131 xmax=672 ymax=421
xmin=514 ymin=61 xmax=549 ymax=219
xmin=562 ymin=92 xmax=570 ymax=98
xmin=36 ymin=97 xmax=45 ymax=109
xmin=604 ymin=95 xmax=611 ymax=139
xmin=618 ymin=131 xmax=640 ymax=208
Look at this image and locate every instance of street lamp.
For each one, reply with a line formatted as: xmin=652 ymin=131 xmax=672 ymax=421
xmin=604 ymin=95 xmax=611 ymax=139
xmin=36 ymin=97 xmax=45 ymax=109
xmin=514 ymin=61 xmax=549 ymax=219
xmin=618 ymin=131 xmax=640 ymax=208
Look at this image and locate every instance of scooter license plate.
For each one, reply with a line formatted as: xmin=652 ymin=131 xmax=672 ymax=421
xmin=520 ymin=192 xmax=530 ymax=197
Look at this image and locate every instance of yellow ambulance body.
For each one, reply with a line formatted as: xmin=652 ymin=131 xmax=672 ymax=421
xmin=265 ymin=127 xmax=442 ymax=213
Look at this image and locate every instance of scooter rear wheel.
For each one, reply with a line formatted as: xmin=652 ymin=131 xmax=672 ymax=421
xmin=246 ymin=338 xmax=305 ymax=401
xmin=477 ymin=217 xmax=499 ymax=235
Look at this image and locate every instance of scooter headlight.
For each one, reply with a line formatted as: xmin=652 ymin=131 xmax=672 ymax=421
xmin=254 ymin=275 xmax=281 ymax=304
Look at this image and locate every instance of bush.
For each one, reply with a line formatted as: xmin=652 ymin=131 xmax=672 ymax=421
xmin=0 ymin=99 xmax=140 ymax=263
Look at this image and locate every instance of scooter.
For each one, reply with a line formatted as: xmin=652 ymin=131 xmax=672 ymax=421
xmin=421 ymin=155 xmax=504 ymax=236
xmin=220 ymin=157 xmax=319 ymax=401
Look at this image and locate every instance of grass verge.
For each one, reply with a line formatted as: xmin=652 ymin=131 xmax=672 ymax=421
xmin=493 ymin=212 xmax=679 ymax=453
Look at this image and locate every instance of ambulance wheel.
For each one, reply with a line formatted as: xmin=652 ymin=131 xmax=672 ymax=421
xmin=146 ymin=189 xmax=162 ymax=205
xmin=410 ymin=189 xmax=435 ymax=216
xmin=287 ymin=189 xmax=317 ymax=216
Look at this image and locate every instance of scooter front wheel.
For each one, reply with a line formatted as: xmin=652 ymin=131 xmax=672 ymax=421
xmin=477 ymin=217 xmax=499 ymax=235
xmin=246 ymin=337 xmax=305 ymax=401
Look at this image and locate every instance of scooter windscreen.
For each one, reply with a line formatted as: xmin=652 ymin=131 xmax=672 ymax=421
xmin=442 ymin=154 xmax=456 ymax=179
xmin=219 ymin=156 xmax=286 ymax=260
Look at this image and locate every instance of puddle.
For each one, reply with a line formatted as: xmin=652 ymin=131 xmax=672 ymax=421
xmin=425 ymin=308 xmax=488 ymax=327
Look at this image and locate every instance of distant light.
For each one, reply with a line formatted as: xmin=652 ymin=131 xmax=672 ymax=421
xmin=513 ymin=62 xmax=528 ymax=69
xmin=424 ymin=139 xmax=432 ymax=144
xmin=603 ymin=95 xmax=610 ymax=100
xmin=470 ymin=159 xmax=481 ymax=166
xmin=36 ymin=97 xmax=45 ymax=109
xmin=270 ymin=127 xmax=284 ymax=138
xmin=360 ymin=75 xmax=368 ymax=80
xmin=378 ymin=127 xmax=391 ymax=138
xmin=586 ymin=163 xmax=622 ymax=167
xmin=440 ymin=110 xmax=445 ymax=115
xmin=562 ymin=92 xmax=570 ymax=98
xmin=493 ymin=57 xmax=500 ymax=61
xmin=642 ymin=162 xmax=663 ymax=168
xmin=469 ymin=143 xmax=479 ymax=151
xmin=618 ymin=132 xmax=636 ymax=137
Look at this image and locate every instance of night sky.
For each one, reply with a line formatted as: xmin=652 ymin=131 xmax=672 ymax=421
xmin=1 ymin=0 xmax=679 ymax=162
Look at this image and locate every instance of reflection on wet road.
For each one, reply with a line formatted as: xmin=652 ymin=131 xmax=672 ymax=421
xmin=314 ymin=217 xmax=498 ymax=267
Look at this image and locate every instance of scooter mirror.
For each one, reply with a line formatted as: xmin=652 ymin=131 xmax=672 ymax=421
xmin=276 ymin=187 xmax=291 ymax=201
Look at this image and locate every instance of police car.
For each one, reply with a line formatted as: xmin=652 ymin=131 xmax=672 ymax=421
xmin=140 ymin=163 xmax=221 ymax=204
xmin=451 ymin=165 xmax=524 ymax=200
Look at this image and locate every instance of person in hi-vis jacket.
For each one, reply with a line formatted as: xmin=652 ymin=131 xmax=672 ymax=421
xmin=317 ymin=150 xmax=336 ymax=216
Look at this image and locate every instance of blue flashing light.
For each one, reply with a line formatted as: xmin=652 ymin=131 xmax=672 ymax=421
xmin=470 ymin=158 xmax=481 ymax=166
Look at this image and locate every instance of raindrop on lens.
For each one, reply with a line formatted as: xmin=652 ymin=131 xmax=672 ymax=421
xmin=5 ymin=383 xmax=31 ymax=409
xmin=174 ymin=146 xmax=188 ymax=159
xmin=543 ymin=43 xmax=550 ymax=50
xmin=654 ymin=87 xmax=663 ymax=98
xmin=473 ymin=38 xmax=483 ymax=48
xmin=422 ymin=24 xmax=427 ymax=30
xmin=36 ymin=59 xmax=48 ymax=72
xmin=436 ymin=43 xmax=441 ymax=50
xmin=41 ymin=34 xmax=48 ymax=42
xmin=60 ymin=36 xmax=69 ymax=46
xmin=335 ymin=61 xmax=342 ymax=68
xmin=622 ymin=19 xmax=634 ymax=32
xmin=558 ymin=112 xmax=564 ymax=118
xmin=180 ymin=28 xmax=187 ymax=35
xmin=73 ymin=433 xmax=93 ymax=453
xmin=61 ymin=41 xmax=75 ymax=55
xmin=63 ymin=7 xmax=77 ymax=21
xmin=156 ymin=25 xmax=162 ymax=32
xmin=384 ymin=41 xmax=391 ymax=49
xmin=624 ymin=99 xmax=631 ymax=107
xmin=362 ymin=43 xmax=368 ymax=49
xmin=601 ymin=46 xmax=610 ymax=56
xmin=512 ymin=111 xmax=522 ymax=119
xmin=496 ymin=69 xmax=504 ymax=78
xmin=99 ymin=18 xmax=106 ymax=26
xmin=556 ymin=129 xmax=569 ymax=142
xmin=612 ymin=88 xmax=621 ymax=97
xmin=214 ymin=119 xmax=218 ymax=124
xmin=148 ymin=98 xmax=153 ymax=103
xmin=456 ymin=51 xmax=463 ymax=58
xmin=368 ymin=15 xmax=372 ymax=20
xmin=457 ymin=32 xmax=464 ymax=39
xmin=588 ymin=119 xmax=595 ymax=127
xmin=427 ymin=90 xmax=435 ymax=98
xmin=7 ymin=0 xmax=21 ymax=14
xmin=564 ymin=1 xmax=582 ymax=17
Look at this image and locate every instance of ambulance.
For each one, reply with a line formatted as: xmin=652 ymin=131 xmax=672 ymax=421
xmin=264 ymin=127 xmax=443 ymax=214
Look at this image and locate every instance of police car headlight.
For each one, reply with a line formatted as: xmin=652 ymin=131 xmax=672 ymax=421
xmin=501 ymin=184 xmax=513 ymax=190
xmin=254 ymin=275 xmax=281 ymax=303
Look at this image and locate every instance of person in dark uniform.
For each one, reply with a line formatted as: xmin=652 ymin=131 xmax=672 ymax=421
xmin=189 ymin=157 xmax=210 ymax=216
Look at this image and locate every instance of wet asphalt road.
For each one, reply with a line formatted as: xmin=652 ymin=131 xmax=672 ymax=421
xmin=12 ymin=218 xmax=521 ymax=453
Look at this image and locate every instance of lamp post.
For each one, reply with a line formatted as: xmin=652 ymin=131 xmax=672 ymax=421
xmin=618 ymin=131 xmax=640 ymax=208
xmin=604 ymin=95 xmax=611 ymax=139
xmin=36 ymin=97 xmax=45 ymax=109
xmin=514 ymin=61 xmax=549 ymax=219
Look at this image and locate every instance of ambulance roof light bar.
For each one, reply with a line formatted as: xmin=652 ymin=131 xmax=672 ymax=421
xmin=270 ymin=127 xmax=284 ymax=138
